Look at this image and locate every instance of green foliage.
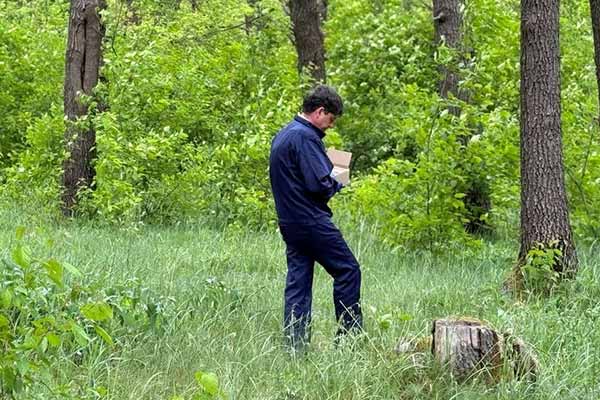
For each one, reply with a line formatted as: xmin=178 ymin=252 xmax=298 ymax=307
xmin=0 ymin=109 xmax=64 ymax=213
xmin=170 ymin=370 xmax=227 ymax=400
xmin=327 ymin=0 xmax=521 ymax=247
xmin=0 ymin=227 xmax=105 ymax=398
xmin=1 ymin=0 xmax=600 ymax=247
xmin=0 ymin=1 xmax=67 ymax=170
xmin=520 ymin=242 xmax=563 ymax=294
xmin=2 ymin=0 xmax=298 ymax=227
xmin=0 ymin=224 xmax=180 ymax=398
xmin=193 ymin=371 xmax=227 ymax=399
xmin=327 ymin=1 xmax=438 ymax=170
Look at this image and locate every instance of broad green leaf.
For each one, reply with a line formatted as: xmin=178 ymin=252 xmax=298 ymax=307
xmin=95 ymin=386 xmax=108 ymax=396
xmin=46 ymin=332 xmax=61 ymax=347
xmin=81 ymin=302 xmax=113 ymax=322
xmin=399 ymin=313 xmax=413 ymax=322
xmin=378 ymin=314 xmax=392 ymax=330
xmin=11 ymin=244 xmax=31 ymax=269
xmin=63 ymin=262 xmax=83 ymax=277
xmin=0 ymin=314 xmax=9 ymax=330
xmin=195 ymin=371 xmax=220 ymax=396
xmin=94 ymin=325 xmax=114 ymax=346
xmin=39 ymin=336 xmax=48 ymax=353
xmin=16 ymin=359 xmax=30 ymax=376
xmin=43 ymin=259 xmax=64 ymax=287
xmin=70 ymin=323 xmax=90 ymax=347
xmin=0 ymin=290 xmax=12 ymax=308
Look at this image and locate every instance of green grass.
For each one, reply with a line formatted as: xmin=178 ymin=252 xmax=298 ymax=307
xmin=1 ymin=207 xmax=600 ymax=399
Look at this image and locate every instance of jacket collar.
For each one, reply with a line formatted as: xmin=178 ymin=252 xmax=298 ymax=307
xmin=294 ymin=115 xmax=326 ymax=139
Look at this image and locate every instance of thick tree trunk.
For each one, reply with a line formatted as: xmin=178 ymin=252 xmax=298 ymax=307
xmin=591 ymin=0 xmax=600 ymax=120
xmin=62 ymin=0 xmax=105 ymax=216
xmin=518 ymin=0 xmax=577 ymax=274
xmin=288 ymin=0 xmax=326 ymax=83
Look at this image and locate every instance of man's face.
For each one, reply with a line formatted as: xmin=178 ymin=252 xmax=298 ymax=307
xmin=315 ymin=107 xmax=337 ymax=131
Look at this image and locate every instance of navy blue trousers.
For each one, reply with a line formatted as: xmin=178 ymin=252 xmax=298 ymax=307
xmin=279 ymin=219 xmax=362 ymax=346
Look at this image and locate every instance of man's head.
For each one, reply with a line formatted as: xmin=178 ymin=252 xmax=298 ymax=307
xmin=301 ymin=85 xmax=344 ymax=131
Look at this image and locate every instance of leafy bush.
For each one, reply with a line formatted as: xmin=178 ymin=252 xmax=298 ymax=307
xmin=0 ymin=227 xmax=108 ymax=398
xmin=2 ymin=0 xmax=600 ymax=247
xmin=520 ymin=242 xmax=563 ymax=294
xmin=0 ymin=226 xmax=179 ymax=398
xmin=0 ymin=1 xmax=66 ymax=170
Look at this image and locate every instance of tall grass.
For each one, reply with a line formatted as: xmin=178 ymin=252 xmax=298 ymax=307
xmin=0 ymin=206 xmax=599 ymax=399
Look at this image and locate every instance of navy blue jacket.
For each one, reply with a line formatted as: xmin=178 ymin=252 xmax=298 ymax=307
xmin=269 ymin=116 xmax=343 ymax=225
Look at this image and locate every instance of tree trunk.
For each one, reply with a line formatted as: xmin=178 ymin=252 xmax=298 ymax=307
xmin=288 ymin=0 xmax=327 ymax=84
xmin=433 ymin=0 xmax=467 ymax=115
xmin=591 ymin=0 xmax=600 ymax=120
xmin=62 ymin=0 xmax=105 ymax=216
xmin=518 ymin=0 xmax=577 ymax=275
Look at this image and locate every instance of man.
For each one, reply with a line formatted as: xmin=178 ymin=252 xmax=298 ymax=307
xmin=269 ymin=85 xmax=363 ymax=351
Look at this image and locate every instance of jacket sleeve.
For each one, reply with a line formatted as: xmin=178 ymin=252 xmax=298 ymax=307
xmin=297 ymin=136 xmax=343 ymax=200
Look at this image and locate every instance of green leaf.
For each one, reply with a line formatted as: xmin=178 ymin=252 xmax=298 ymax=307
xmin=81 ymin=302 xmax=113 ymax=322
xmin=378 ymin=314 xmax=393 ymax=330
xmin=46 ymin=332 xmax=61 ymax=347
xmin=39 ymin=336 xmax=48 ymax=353
xmin=195 ymin=371 xmax=220 ymax=396
xmin=398 ymin=313 xmax=413 ymax=322
xmin=0 ymin=290 xmax=12 ymax=308
xmin=0 ymin=314 xmax=10 ymax=331
xmin=11 ymin=244 xmax=31 ymax=269
xmin=94 ymin=325 xmax=114 ymax=346
xmin=63 ymin=262 xmax=83 ymax=277
xmin=43 ymin=259 xmax=64 ymax=287
xmin=70 ymin=323 xmax=90 ymax=347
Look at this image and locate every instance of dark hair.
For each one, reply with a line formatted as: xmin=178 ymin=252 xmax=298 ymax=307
xmin=302 ymin=85 xmax=344 ymax=116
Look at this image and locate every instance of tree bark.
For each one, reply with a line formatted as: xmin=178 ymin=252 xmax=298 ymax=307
xmin=62 ymin=0 xmax=106 ymax=216
xmin=288 ymin=0 xmax=327 ymax=84
xmin=518 ymin=0 xmax=577 ymax=274
xmin=433 ymin=0 xmax=467 ymax=114
xmin=591 ymin=0 xmax=600 ymax=120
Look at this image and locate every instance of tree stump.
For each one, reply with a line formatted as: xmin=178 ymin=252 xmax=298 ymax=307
xmin=432 ymin=318 xmax=504 ymax=381
xmin=430 ymin=318 xmax=538 ymax=382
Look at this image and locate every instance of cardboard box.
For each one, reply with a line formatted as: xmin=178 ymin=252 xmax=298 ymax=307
xmin=327 ymin=148 xmax=352 ymax=185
